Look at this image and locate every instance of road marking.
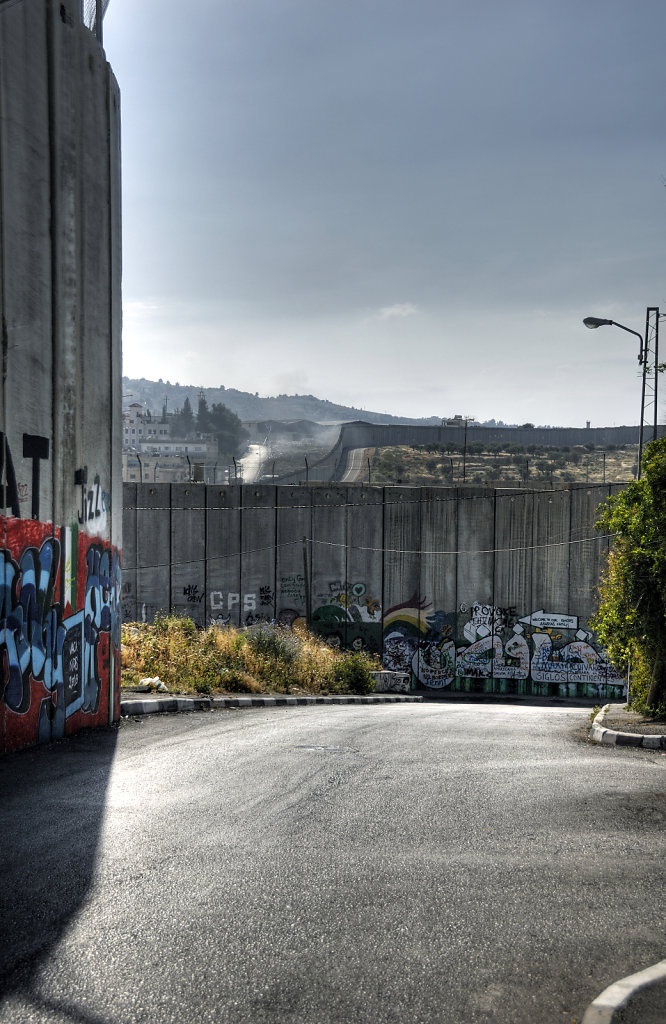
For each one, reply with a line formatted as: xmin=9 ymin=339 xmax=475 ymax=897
xmin=581 ymin=958 xmax=666 ymax=1023
xmin=295 ymin=744 xmax=357 ymax=752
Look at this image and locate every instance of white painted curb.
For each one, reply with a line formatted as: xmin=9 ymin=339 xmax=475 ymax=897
xmin=120 ymin=693 xmax=424 ymax=717
xmin=581 ymin=958 xmax=666 ymax=1023
xmin=590 ymin=704 xmax=666 ymax=750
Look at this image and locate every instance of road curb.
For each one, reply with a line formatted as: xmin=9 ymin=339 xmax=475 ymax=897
xmin=120 ymin=693 xmax=424 ymax=717
xmin=590 ymin=704 xmax=666 ymax=750
xmin=581 ymin=959 xmax=666 ymax=1023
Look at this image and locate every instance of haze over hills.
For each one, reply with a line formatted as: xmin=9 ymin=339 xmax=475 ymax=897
xmin=122 ymin=377 xmax=446 ymax=424
xmin=122 ymin=377 xmax=529 ymax=427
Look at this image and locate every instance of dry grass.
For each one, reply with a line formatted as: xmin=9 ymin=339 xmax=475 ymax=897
xmin=121 ymin=616 xmax=380 ymax=696
xmin=370 ymin=443 xmax=638 ymax=487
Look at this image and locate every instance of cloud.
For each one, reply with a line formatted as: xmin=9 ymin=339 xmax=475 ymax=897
xmin=376 ymin=303 xmax=419 ymax=320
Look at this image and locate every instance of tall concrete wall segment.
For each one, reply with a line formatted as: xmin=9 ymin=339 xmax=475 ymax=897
xmin=124 ymin=482 xmax=625 ymax=703
xmin=0 ymin=0 xmax=122 ymax=752
xmin=275 ymin=421 xmax=659 ymax=484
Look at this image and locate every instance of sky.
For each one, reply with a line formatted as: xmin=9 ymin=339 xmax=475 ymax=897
xmin=103 ymin=0 xmax=666 ymax=426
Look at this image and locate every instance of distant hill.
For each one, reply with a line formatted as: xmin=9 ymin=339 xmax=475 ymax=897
xmin=122 ymin=377 xmax=443 ymax=425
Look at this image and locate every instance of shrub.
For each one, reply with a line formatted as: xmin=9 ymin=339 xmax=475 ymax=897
xmin=592 ymin=438 xmax=666 ymax=716
xmin=215 ymin=668 xmax=264 ymax=693
xmin=121 ymin=617 xmax=380 ymax=697
xmin=245 ymin=622 xmax=302 ymax=664
xmin=332 ymin=652 xmax=376 ymax=695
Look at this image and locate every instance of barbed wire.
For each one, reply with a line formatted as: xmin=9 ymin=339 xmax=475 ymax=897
xmin=130 ymin=481 xmax=616 ymax=514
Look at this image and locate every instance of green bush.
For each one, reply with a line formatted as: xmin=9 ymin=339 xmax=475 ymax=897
xmin=592 ymin=438 xmax=666 ymax=716
xmin=332 ymin=653 xmax=376 ymax=695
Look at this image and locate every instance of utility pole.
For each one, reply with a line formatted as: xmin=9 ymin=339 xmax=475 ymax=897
xmin=639 ymin=307 xmax=660 ymax=469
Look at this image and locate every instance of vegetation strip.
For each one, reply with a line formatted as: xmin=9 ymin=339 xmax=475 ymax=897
xmin=592 ymin=439 xmax=666 ymax=715
xmin=122 ymin=615 xmax=382 ymax=697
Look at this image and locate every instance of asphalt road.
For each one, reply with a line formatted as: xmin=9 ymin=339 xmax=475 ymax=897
xmin=0 ymin=703 xmax=664 ymax=1024
xmin=238 ymin=444 xmax=269 ymax=483
xmin=340 ymin=446 xmax=371 ymax=483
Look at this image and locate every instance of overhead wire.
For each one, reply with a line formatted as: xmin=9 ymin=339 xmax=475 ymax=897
xmin=123 ymin=482 xmax=617 ymax=570
xmin=121 ymin=531 xmax=618 ymax=573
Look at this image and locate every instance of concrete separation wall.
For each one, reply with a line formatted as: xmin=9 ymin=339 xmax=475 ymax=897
xmin=275 ymin=421 xmax=657 ymax=484
xmin=124 ymin=481 xmax=625 ymax=703
xmin=0 ymin=1 xmax=122 ymax=752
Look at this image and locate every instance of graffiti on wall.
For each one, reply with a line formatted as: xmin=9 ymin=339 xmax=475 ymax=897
xmin=1 ymin=431 xmax=50 ymax=520
xmin=382 ymin=595 xmax=625 ymax=699
xmin=2 ymin=432 xmax=109 ymax=538
xmin=382 ymin=594 xmax=456 ymax=687
xmin=311 ymin=580 xmax=382 ymax=652
xmin=280 ymin=574 xmax=305 ymax=604
xmin=77 ymin=470 xmax=110 ymax=536
xmin=209 ymin=587 xmax=276 ymax=627
xmin=0 ymin=518 xmax=121 ymax=752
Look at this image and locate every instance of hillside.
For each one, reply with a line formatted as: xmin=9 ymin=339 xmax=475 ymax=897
xmin=122 ymin=377 xmax=442 ymax=425
xmin=370 ymin=442 xmax=638 ymax=486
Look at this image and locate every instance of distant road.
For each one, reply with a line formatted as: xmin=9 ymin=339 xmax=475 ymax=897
xmin=239 ymin=443 xmax=269 ymax=483
xmin=340 ymin=446 xmax=372 ymax=483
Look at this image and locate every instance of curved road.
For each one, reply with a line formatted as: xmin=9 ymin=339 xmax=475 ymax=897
xmin=0 ymin=703 xmax=664 ymax=1023
xmin=340 ymin=446 xmax=372 ymax=483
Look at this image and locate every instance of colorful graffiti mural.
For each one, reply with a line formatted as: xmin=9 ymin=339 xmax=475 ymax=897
xmin=311 ymin=580 xmax=382 ymax=652
xmin=0 ymin=517 xmax=121 ymax=753
xmin=382 ymin=595 xmax=625 ymax=700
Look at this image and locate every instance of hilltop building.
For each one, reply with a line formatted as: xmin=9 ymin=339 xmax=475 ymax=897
xmin=122 ymin=404 xmax=220 ymax=483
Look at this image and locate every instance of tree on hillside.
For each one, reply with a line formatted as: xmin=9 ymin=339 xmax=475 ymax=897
xmin=196 ymin=392 xmax=212 ymax=434
xmin=208 ymin=402 xmax=248 ymax=462
xmin=171 ymin=396 xmax=195 ymax=438
xmin=592 ymin=437 xmax=666 ymax=713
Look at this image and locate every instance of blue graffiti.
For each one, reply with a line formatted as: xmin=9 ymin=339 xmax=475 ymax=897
xmin=0 ymin=537 xmax=121 ymax=740
xmin=0 ymin=538 xmax=62 ymax=714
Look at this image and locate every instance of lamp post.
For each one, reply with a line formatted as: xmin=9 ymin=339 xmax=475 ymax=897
xmin=583 ymin=317 xmax=644 ymax=363
xmin=461 ymin=415 xmax=475 ymax=483
xmin=583 ymin=314 xmax=647 ymax=478
xmin=133 ymin=450 xmax=142 ymax=483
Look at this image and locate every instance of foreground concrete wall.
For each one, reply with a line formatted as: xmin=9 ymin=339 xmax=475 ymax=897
xmin=0 ymin=1 xmax=122 ymax=752
xmin=124 ymin=482 xmax=625 ymax=702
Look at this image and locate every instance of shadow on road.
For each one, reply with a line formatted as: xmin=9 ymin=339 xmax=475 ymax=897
xmin=0 ymin=727 xmax=118 ymax=1016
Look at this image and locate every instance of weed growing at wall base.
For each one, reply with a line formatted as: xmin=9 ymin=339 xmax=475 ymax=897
xmin=121 ymin=616 xmax=380 ymax=696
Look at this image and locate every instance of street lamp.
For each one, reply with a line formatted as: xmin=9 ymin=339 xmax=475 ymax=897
xmin=581 ymin=309 xmax=651 ymax=477
xmin=583 ymin=317 xmax=644 ymax=364
xmin=460 ymin=415 xmax=475 ymax=483
xmin=130 ymin=449 xmax=142 ymax=483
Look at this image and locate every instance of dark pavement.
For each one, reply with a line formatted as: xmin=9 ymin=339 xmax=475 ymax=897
xmin=613 ymin=976 xmax=666 ymax=1024
xmin=0 ymin=702 xmax=664 ymax=1023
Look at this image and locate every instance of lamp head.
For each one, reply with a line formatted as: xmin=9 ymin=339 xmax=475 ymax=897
xmin=583 ymin=316 xmax=614 ymax=329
